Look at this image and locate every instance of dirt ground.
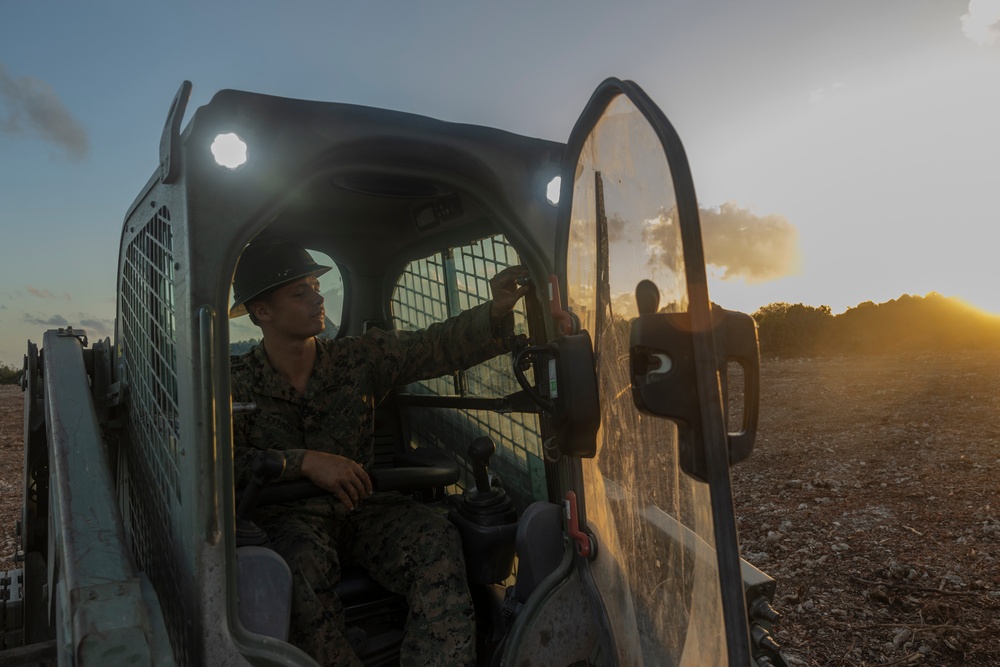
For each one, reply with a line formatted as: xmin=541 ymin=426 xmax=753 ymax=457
xmin=1 ymin=351 xmax=999 ymax=665
xmin=0 ymin=385 xmax=21 ymax=569
xmin=733 ymin=352 xmax=1000 ymax=666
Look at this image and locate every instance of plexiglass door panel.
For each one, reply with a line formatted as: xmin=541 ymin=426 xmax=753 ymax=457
xmin=561 ymin=82 xmax=747 ymax=666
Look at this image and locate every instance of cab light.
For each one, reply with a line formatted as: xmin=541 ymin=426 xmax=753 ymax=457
xmin=546 ymin=176 xmax=561 ymax=205
xmin=211 ymin=133 xmax=248 ymax=169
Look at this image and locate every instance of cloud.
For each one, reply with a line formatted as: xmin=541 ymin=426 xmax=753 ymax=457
xmin=79 ymin=318 xmax=113 ymax=337
xmin=24 ymin=313 xmax=69 ymax=327
xmin=21 ymin=313 xmax=112 ymax=337
xmin=25 ymin=286 xmax=71 ymax=300
xmin=0 ymin=63 xmax=89 ymax=161
xmin=607 ymin=214 xmax=627 ymax=243
xmin=641 ymin=207 xmax=684 ymax=274
xmin=961 ymin=0 xmax=1000 ymax=45
xmin=699 ymin=202 xmax=801 ymax=284
xmin=810 ymin=82 xmax=847 ymax=104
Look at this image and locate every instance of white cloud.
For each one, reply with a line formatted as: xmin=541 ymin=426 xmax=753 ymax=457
xmin=640 ymin=202 xmax=800 ymax=285
xmin=699 ymin=203 xmax=801 ymax=284
xmin=961 ymin=0 xmax=1000 ymax=45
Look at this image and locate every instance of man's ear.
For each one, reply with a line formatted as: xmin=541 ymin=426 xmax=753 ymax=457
xmin=249 ymin=299 xmax=271 ymax=323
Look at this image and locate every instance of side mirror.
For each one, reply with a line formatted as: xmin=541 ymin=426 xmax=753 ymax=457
xmin=629 ymin=281 xmax=760 ymax=482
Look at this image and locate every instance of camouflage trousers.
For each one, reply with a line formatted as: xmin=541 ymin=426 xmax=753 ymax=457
xmin=256 ymin=492 xmax=475 ymax=666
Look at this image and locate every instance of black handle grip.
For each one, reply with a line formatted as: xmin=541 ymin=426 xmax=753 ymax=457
xmin=723 ymin=311 xmax=760 ymax=465
xmin=468 ymin=437 xmax=496 ymax=493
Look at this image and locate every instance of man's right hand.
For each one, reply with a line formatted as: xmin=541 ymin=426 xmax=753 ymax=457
xmin=301 ymin=450 xmax=373 ymax=510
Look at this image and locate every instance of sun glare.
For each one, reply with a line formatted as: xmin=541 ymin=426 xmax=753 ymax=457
xmin=954 ymin=296 xmax=1000 ymax=321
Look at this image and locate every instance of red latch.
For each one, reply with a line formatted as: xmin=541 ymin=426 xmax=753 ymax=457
xmin=564 ymin=491 xmax=592 ymax=559
xmin=548 ymin=275 xmax=573 ymax=336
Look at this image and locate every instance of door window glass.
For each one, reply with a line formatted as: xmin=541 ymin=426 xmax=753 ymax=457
xmin=566 ymin=93 xmax=727 ymax=665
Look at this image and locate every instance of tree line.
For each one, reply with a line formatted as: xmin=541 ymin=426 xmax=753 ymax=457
xmin=751 ymin=293 xmax=1000 ymax=358
xmin=3 ymin=292 xmax=995 ymax=384
xmin=0 ymin=364 xmax=18 ymax=385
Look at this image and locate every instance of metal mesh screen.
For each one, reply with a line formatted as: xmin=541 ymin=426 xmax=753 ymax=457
xmin=118 ymin=205 xmax=190 ymax=665
xmin=392 ymin=235 xmax=547 ymax=509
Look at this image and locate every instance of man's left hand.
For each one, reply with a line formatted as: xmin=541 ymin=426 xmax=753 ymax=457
xmin=489 ymin=265 xmax=532 ymax=325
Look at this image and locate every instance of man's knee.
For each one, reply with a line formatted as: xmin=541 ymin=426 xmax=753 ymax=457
xmin=405 ymin=508 xmax=465 ymax=563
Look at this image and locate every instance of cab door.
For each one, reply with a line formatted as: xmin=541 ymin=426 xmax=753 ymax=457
xmin=554 ymin=78 xmax=751 ymax=666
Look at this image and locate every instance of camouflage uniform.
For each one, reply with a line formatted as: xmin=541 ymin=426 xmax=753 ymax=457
xmin=232 ymin=301 xmax=505 ymax=666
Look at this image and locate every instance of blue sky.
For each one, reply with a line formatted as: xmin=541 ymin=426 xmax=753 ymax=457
xmin=2 ymin=0 xmax=999 ymax=366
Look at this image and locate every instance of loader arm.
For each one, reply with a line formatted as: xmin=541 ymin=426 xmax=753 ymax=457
xmin=31 ymin=328 xmax=174 ymax=665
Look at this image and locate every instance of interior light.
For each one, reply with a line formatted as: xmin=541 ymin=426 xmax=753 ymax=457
xmin=546 ymin=176 xmax=561 ymax=206
xmin=211 ymin=133 xmax=248 ymax=169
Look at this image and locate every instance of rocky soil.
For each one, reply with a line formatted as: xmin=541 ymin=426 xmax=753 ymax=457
xmin=0 ymin=385 xmax=21 ymax=569
xmin=733 ymin=352 xmax=1000 ymax=666
xmin=2 ymin=351 xmax=999 ymax=665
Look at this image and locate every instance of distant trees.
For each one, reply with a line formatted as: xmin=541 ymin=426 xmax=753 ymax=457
xmin=0 ymin=363 xmax=19 ymax=385
xmin=6 ymin=296 xmax=993 ymax=377
xmin=230 ymin=339 xmax=259 ymax=356
xmin=752 ymin=293 xmax=1000 ymax=358
xmin=751 ymin=302 xmax=833 ymax=358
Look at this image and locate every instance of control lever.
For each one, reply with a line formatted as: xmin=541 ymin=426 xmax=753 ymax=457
xmin=450 ymin=436 xmax=519 ymax=585
xmin=236 ymin=450 xmax=285 ymax=546
xmin=468 ymin=436 xmax=495 ymax=494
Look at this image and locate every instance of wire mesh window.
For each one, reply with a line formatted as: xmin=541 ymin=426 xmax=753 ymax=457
xmin=392 ymin=235 xmax=546 ymax=508
xmin=120 ymin=206 xmax=180 ymax=503
xmin=118 ymin=205 xmax=191 ymax=664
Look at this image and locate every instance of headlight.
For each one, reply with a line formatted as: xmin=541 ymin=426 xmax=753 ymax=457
xmin=211 ymin=133 xmax=248 ymax=169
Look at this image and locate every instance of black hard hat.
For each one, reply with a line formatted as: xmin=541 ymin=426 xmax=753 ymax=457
xmin=230 ymin=237 xmax=332 ymax=318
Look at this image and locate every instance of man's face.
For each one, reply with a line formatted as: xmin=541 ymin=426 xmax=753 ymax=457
xmin=251 ymin=275 xmax=326 ymax=339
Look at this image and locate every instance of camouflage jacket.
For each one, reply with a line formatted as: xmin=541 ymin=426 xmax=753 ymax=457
xmin=231 ymin=302 xmax=506 ymax=489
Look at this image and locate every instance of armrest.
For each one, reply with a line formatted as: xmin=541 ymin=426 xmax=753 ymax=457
xmin=245 ymin=448 xmax=461 ymax=507
xmin=383 ymin=446 xmax=460 ymax=491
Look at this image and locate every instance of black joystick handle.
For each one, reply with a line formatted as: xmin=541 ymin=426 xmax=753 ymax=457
xmin=468 ymin=437 xmax=495 ymax=494
xmin=237 ymin=450 xmax=286 ymax=521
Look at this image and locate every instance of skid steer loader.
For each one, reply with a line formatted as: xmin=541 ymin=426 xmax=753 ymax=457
xmin=7 ymin=78 xmax=785 ymax=666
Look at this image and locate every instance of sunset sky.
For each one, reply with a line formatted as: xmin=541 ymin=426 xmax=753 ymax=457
xmin=1 ymin=0 xmax=998 ymax=367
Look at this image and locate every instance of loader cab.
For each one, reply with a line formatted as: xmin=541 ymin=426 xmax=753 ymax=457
xmin=80 ymin=78 xmax=785 ymax=667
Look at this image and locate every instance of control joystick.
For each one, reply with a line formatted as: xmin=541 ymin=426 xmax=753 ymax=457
xmin=449 ymin=437 xmax=519 ymax=584
xmin=460 ymin=438 xmax=516 ymax=520
xmin=470 ymin=436 xmax=496 ymax=494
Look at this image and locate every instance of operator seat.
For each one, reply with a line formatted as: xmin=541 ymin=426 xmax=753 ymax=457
xmin=233 ymin=441 xmax=460 ymax=661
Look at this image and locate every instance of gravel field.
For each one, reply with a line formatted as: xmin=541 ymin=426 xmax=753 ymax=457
xmin=734 ymin=352 xmax=1000 ymax=666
